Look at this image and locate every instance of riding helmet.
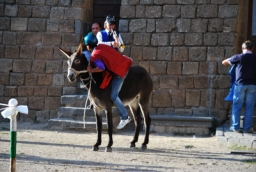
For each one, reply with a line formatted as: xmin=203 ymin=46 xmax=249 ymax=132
xmin=84 ymin=32 xmax=98 ymax=47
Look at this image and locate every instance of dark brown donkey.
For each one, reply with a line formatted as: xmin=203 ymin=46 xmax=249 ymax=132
xmin=59 ymin=43 xmax=153 ymax=152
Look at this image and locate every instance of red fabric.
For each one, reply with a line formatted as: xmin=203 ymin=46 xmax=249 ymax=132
xmin=91 ymin=44 xmax=132 ymax=89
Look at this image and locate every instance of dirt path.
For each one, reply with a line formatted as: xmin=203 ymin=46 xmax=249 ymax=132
xmin=0 ymin=122 xmax=256 ymax=172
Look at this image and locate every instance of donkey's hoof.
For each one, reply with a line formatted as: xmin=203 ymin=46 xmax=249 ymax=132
xmin=92 ymin=146 xmax=99 ymax=151
xmin=130 ymin=143 xmax=136 ymax=148
xmin=105 ymin=147 xmax=112 ymax=152
xmin=141 ymin=145 xmax=147 ymax=150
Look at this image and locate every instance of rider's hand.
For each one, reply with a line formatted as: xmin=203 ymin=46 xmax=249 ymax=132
xmin=111 ymin=41 xmax=119 ymax=48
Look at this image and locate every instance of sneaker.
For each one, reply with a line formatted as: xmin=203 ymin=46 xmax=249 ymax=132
xmin=230 ymin=126 xmax=240 ymax=133
xmin=243 ymin=127 xmax=254 ymax=133
xmin=116 ymin=116 xmax=131 ymax=129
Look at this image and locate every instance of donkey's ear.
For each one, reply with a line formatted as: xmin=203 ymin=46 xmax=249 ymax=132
xmin=76 ymin=42 xmax=83 ymax=55
xmin=59 ymin=47 xmax=72 ymax=58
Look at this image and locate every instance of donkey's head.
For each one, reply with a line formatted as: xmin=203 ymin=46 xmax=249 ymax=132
xmin=59 ymin=43 xmax=89 ymax=82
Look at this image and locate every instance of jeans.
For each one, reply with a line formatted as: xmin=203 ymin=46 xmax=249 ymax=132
xmin=110 ymin=73 xmax=128 ymax=120
xmin=231 ymin=85 xmax=256 ymax=131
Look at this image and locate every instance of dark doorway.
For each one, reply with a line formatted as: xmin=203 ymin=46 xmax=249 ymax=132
xmin=248 ymin=0 xmax=256 ymax=54
xmin=93 ymin=0 xmax=121 ymax=30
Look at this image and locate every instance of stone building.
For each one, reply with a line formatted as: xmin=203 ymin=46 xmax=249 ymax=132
xmin=0 ymin=0 xmax=255 ymax=130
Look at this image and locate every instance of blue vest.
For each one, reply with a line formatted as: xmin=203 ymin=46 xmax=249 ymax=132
xmin=100 ymin=30 xmax=117 ymax=42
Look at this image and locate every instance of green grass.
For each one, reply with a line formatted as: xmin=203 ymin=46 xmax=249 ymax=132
xmin=243 ymin=159 xmax=256 ymax=164
xmin=228 ymin=145 xmax=256 ymax=151
xmin=184 ymin=145 xmax=194 ymax=149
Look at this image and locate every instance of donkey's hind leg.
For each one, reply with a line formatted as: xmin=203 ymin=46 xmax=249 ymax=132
xmin=129 ymin=100 xmax=142 ymax=148
xmin=92 ymin=108 xmax=103 ymax=151
xmin=139 ymin=103 xmax=151 ymax=150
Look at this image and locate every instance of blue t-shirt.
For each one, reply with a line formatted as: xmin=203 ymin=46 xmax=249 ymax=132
xmin=229 ymin=53 xmax=256 ymax=85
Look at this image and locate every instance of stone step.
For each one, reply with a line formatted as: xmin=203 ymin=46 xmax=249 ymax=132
xmin=61 ymin=95 xmax=90 ymax=107
xmin=58 ymin=107 xmax=98 ymax=121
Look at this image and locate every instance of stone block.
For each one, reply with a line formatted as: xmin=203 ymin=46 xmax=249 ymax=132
xmin=136 ymin=5 xmax=145 ymax=18
xmin=4 ymin=86 xmax=17 ymax=97
xmin=13 ymin=59 xmax=32 ymax=73
xmin=36 ymin=110 xmax=50 ymax=123
xmin=175 ymin=109 xmax=192 ymax=116
xmin=147 ymin=19 xmax=155 ymax=32
xmin=216 ymin=136 xmax=228 ymax=146
xmin=35 ymin=47 xmax=53 ymax=60
xmin=53 ymin=74 xmax=64 ymax=86
xmin=32 ymin=60 xmax=46 ymax=73
xmin=167 ymin=62 xmax=182 ymax=75
xmin=5 ymin=45 xmax=19 ymax=58
xmin=62 ymin=33 xmax=80 ymax=46
xmin=197 ymin=5 xmax=217 ymax=18
xmin=204 ymin=33 xmax=217 ymax=46
xmin=143 ymin=47 xmax=157 ymax=60
xmin=208 ymin=19 xmax=223 ymax=32
xmin=172 ymin=47 xmax=189 ymax=61
xmin=218 ymin=33 xmax=236 ymax=46
xmin=160 ymin=75 xmax=178 ymax=89
xmin=0 ymin=4 xmax=3 ymax=16
xmin=191 ymin=19 xmax=208 ymax=32
xmin=0 ymin=85 xmax=3 ymax=96
xmin=177 ymin=19 xmax=191 ymax=32
xmin=47 ymin=20 xmax=59 ymax=32
xmin=130 ymin=46 xmax=142 ymax=60
xmin=50 ymin=7 xmax=64 ymax=19
xmin=215 ymin=89 xmax=229 ymax=109
xmin=177 ymin=0 xmax=195 ymax=4
xmin=32 ymin=6 xmax=50 ymax=18
xmin=42 ymin=33 xmax=61 ymax=46
xmin=10 ymin=73 xmax=25 ymax=86
xmin=18 ymin=86 xmax=34 ymax=96
xmin=3 ymin=31 xmax=17 ymax=45
xmin=154 ymin=0 xmax=175 ymax=4
xmin=163 ymin=5 xmax=180 ymax=18
xmin=194 ymin=76 xmax=209 ymax=89
xmin=20 ymin=45 xmax=36 ymax=58
xmin=31 ymin=0 xmax=45 ymax=5
xmin=0 ymin=44 xmax=3 ymax=57
xmin=121 ymin=33 xmax=133 ymax=44
xmin=152 ymin=89 xmax=171 ymax=108
xmin=170 ymin=33 xmax=184 ymax=45
xmin=129 ymin=19 xmax=146 ymax=32
xmin=199 ymin=62 xmax=217 ymax=74
xmin=207 ymin=47 xmax=224 ymax=61
xmin=48 ymin=86 xmax=62 ymax=96
xmin=0 ymin=73 xmax=9 ymax=85
xmin=17 ymin=0 xmax=33 ymax=5
xmin=28 ymin=18 xmax=46 ymax=31
xmin=186 ymin=90 xmax=200 ymax=106
xmin=150 ymin=75 xmax=159 ymax=90
xmin=38 ymin=74 xmax=53 ymax=86
xmin=25 ymin=73 xmax=38 ymax=86
xmin=151 ymin=33 xmax=169 ymax=46
xmin=120 ymin=5 xmax=135 ymax=18
xmin=226 ymin=0 xmax=239 ymax=5
xmin=5 ymin=5 xmax=18 ymax=16
xmin=171 ymin=89 xmax=185 ymax=107
xmin=156 ymin=18 xmax=175 ymax=32
xmin=219 ymin=5 xmax=238 ymax=18
xmin=200 ymin=89 xmax=215 ymax=108
xmin=0 ymin=59 xmax=12 ymax=72
xmin=133 ymin=33 xmax=150 ymax=45
xmin=211 ymin=75 xmax=230 ymax=89
xmin=18 ymin=5 xmax=32 ymax=17
xmin=59 ymin=0 xmax=71 ymax=6
xmin=17 ymin=32 xmax=41 ymax=45
xmin=182 ymin=62 xmax=199 ymax=74
xmin=181 ymin=5 xmax=196 ymax=18
xmin=145 ymin=6 xmax=161 ymax=18
xmin=0 ymin=32 xmax=2 ymax=44
xmin=64 ymin=8 xmax=84 ymax=20
xmin=11 ymin=18 xmax=28 ymax=31
xmin=224 ymin=46 xmax=234 ymax=59
xmin=119 ymin=19 xmax=129 ymax=32
xmin=46 ymin=0 xmax=58 ymax=5
xmin=189 ymin=47 xmax=206 ymax=61
xmin=45 ymin=60 xmax=63 ymax=73
xmin=211 ymin=0 xmax=225 ymax=4
xmin=0 ymin=17 xmax=10 ymax=30
xmin=45 ymin=97 xmax=61 ymax=110
xmin=157 ymin=47 xmax=172 ymax=60
xmin=192 ymin=107 xmax=208 ymax=116
xmin=179 ymin=76 xmax=194 ymax=88
xmin=185 ymin=33 xmax=202 ymax=45
xmin=149 ymin=61 xmax=167 ymax=75
xmin=34 ymin=86 xmax=48 ymax=96
xmin=29 ymin=97 xmax=44 ymax=110
xmin=140 ymin=0 xmax=153 ymax=4
xmin=224 ymin=18 xmax=237 ymax=32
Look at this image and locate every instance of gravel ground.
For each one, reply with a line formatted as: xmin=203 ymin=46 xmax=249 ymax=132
xmin=0 ymin=122 xmax=256 ymax=172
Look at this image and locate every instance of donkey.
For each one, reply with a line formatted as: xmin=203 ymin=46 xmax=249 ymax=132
xmin=59 ymin=43 xmax=153 ymax=152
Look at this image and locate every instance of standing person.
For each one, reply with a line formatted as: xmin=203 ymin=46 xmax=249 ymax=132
xmin=83 ymin=23 xmax=101 ymax=61
xmin=222 ymin=40 xmax=256 ymax=133
xmin=96 ymin=15 xmax=125 ymax=52
xmin=84 ymin=33 xmax=132 ymax=129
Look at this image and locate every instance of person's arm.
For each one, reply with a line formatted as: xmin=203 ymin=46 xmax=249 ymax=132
xmin=87 ymin=60 xmax=105 ymax=73
xmin=222 ymin=58 xmax=231 ymax=66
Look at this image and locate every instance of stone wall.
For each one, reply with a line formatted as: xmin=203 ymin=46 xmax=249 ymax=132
xmin=0 ymin=0 xmax=93 ymax=122
xmin=118 ymin=0 xmax=245 ymax=124
xmin=0 ymin=0 xmax=249 ymax=125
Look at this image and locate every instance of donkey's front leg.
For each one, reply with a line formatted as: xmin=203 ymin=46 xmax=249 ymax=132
xmin=105 ymin=107 xmax=113 ymax=152
xmin=92 ymin=108 xmax=102 ymax=151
